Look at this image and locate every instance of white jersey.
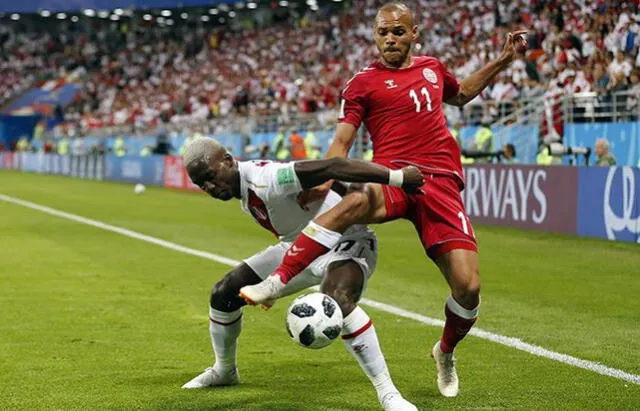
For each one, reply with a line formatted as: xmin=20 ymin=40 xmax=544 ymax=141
xmin=237 ymin=160 xmax=362 ymax=242
xmin=238 ymin=160 xmax=378 ymax=296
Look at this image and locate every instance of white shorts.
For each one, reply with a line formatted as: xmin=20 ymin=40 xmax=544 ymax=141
xmin=243 ymin=228 xmax=378 ymax=299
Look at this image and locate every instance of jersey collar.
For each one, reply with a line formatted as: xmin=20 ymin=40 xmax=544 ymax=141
xmin=374 ymin=55 xmax=416 ymax=71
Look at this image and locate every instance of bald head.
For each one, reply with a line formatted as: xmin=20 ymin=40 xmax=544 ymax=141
xmin=376 ymin=2 xmax=415 ymax=27
xmin=183 ymin=137 xmax=225 ymax=172
xmin=595 ymin=138 xmax=609 ymax=157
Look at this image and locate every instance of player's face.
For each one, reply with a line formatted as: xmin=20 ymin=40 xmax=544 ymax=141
xmin=374 ymin=10 xmax=417 ymax=68
xmin=188 ymin=153 xmax=240 ymax=201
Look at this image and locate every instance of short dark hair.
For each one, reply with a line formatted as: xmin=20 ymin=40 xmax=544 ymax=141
xmin=505 ymin=143 xmax=517 ymax=157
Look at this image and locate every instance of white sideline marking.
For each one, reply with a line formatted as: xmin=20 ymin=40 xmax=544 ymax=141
xmin=1 ymin=193 xmax=639 ymax=386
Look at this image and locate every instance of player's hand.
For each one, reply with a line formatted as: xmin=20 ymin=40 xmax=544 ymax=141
xmin=400 ymin=166 xmax=425 ymax=194
xmin=297 ymin=180 xmax=332 ymax=210
xmin=500 ymin=29 xmax=528 ymax=63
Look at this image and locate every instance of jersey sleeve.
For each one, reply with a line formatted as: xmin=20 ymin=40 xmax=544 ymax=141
xmin=439 ymin=60 xmax=460 ymax=101
xmin=338 ymin=75 xmax=367 ymax=128
xmin=261 ymin=162 xmax=303 ymax=200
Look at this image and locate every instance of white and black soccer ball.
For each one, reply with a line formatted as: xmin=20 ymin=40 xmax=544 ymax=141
xmin=286 ymin=292 xmax=343 ymax=349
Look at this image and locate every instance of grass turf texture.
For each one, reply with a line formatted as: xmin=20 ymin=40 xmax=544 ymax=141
xmin=1 ymin=170 xmax=639 ymax=410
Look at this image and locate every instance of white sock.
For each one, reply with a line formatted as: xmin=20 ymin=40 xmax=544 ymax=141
xmin=302 ymin=221 xmax=343 ymax=248
xmin=341 ymin=306 xmax=397 ymax=399
xmin=209 ymin=307 xmax=242 ymax=374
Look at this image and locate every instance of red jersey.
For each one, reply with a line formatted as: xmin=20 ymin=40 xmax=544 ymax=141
xmin=339 ymin=56 xmax=463 ymax=184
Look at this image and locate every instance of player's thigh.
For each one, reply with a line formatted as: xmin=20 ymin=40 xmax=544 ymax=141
xmin=320 ymin=260 xmax=365 ymax=315
xmin=318 ymin=183 xmax=387 ymax=230
xmin=244 ymin=242 xmax=321 ymax=298
xmin=243 ymin=243 xmax=290 ymax=279
xmin=412 ymin=176 xmax=477 ymax=261
xmin=313 ymin=229 xmax=377 ymax=305
xmin=365 ymin=182 xmax=416 ymax=224
xmin=358 ymin=183 xmax=389 ymax=224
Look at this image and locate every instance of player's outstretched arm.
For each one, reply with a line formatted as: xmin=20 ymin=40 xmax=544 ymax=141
xmin=324 ymin=123 xmax=358 ymax=159
xmin=293 ymin=157 xmax=424 ymax=193
xmin=445 ymin=30 xmax=528 ymax=107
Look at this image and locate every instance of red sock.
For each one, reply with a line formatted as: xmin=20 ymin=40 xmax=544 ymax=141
xmin=440 ymin=296 xmax=478 ymax=354
xmin=273 ymin=222 xmax=342 ymax=284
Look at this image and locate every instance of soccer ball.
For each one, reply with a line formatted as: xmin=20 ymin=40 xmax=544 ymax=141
xmin=286 ymin=292 xmax=343 ymax=349
xmin=134 ymin=183 xmax=146 ymax=194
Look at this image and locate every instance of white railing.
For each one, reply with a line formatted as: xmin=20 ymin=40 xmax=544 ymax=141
xmin=564 ymin=90 xmax=640 ymax=123
xmin=487 ymin=94 xmax=547 ymax=164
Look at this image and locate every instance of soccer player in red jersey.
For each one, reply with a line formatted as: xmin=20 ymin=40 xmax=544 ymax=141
xmin=241 ymin=2 xmax=527 ymax=397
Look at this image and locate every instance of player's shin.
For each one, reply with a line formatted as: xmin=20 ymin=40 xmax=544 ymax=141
xmin=209 ymin=306 xmax=243 ymax=374
xmin=274 ymin=221 xmax=341 ymax=284
xmin=440 ymin=295 xmax=479 ymax=353
xmin=341 ymin=306 xmax=398 ymax=399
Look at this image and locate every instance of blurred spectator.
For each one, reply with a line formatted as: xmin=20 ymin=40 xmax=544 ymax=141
xmin=16 ymin=136 xmax=30 ymax=152
xmin=502 ymin=143 xmax=518 ymax=164
xmin=594 ymin=138 xmax=617 ymax=166
xmin=259 ymin=143 xmax=270 ymax=159
xmin=57 ymin=137 xmax=69 ymax=155
xmin=140 ymin=145 xmax=153 ymax=156
xmin=33 ymin=120 xmax=46 ymax=141
xmin=154 ymin=133 xmax=174 ymax=155
xmin=113 ymin=136 xmax=126 ymax=157
xmin=304 ymin=129 xmax=321 ymax=160
xmin=72 ymin=137 xmax=86 ymax=156
xmin=41 ymin=140 xmax=55 ymax=153
xmin=625 ymin=71 xmax=640 ymax=118
xmin=473 ymin=118 xmax=494 ymax=152
xmin=272 ymin=128 xmax=289 ymax=160
xmin=609 ymin=50 xmax=633 ymax=78
xmin=593 ymin=63 xmax=611 ymax=94
xmin=289 ymin=130 xmax=307 ymax=160
xmin=0 ymin=0 xmax=638 ymax=135
xmin=536 ymin=144 xmax=554 ymax=165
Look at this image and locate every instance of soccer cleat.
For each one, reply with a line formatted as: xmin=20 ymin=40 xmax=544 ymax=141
xmin=431 ymin=341 xmax=459 ymax=397
xmin=379 ymin=391 xmax=419 ymax=411
xmin=238 ymin=275 xmax=285 ymax=309
xmin=181 ymin=367 xmax=240 ymax=389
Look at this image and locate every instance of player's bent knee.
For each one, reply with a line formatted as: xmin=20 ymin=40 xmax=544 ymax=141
xmin=340 ymin=191 xmax=371 ymax=220
xmin=452 ymin=272 xmax=481 ymax=308
xmin=210 ymin=275 xmax=244 ymax=312
xmin=361 ymin=184 xmax=387 ymax=223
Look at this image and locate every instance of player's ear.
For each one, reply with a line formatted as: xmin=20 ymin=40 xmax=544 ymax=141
xmin=222 ymin=152 xmax=234 ymax=166
xmin=411 ymin=25 xmax=418 ymax=42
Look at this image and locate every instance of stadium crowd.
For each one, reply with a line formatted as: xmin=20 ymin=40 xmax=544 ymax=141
xmin=0 ymin=0 xmax=639 ymax=136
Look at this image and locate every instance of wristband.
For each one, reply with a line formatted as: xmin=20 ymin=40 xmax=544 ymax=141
xmin=388 ymin=169 xmax=404 ymax=187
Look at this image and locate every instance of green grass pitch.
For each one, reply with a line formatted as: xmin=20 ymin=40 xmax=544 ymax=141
xmin=1 ymin=170 xmax=639 ymax=410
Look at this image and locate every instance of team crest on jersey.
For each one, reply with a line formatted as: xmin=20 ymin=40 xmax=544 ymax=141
xmin=422 ymin=68 xmax=438 ymax=84
xmin=384 ymin=79 xmax=398 ymax=89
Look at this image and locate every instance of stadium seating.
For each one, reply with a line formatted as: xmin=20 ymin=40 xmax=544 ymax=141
xmin=0 ymin=1 xmax=639 ymax=159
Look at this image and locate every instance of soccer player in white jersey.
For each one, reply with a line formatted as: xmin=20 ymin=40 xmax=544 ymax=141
xmin=181 ymin=138 xmax=423 ymax=411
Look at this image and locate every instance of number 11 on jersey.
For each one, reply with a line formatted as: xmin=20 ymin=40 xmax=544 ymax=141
xmin=409 ymin=87 xmax=433 ymax=113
